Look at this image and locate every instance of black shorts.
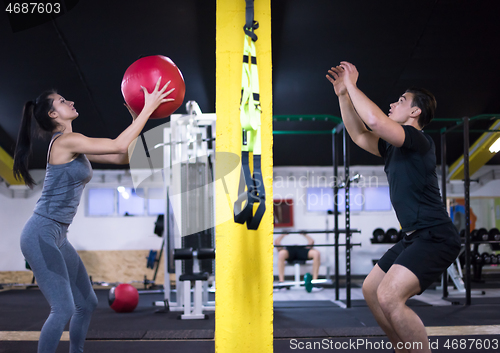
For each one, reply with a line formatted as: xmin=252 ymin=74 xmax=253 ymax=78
xmin=286 ymin=246 xmax=310 ymax=262
xmin=376 ymin=222 xmax=461 ymax=294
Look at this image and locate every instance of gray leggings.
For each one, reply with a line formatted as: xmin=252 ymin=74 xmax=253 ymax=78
xmin=20 ymin=213 xmax=98 ymax=353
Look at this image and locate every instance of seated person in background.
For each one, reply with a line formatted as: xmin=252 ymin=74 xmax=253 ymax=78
xmin=275 ymin=231 xmax=321 ymax=283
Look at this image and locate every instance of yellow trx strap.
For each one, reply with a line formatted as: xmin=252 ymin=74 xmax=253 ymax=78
xmin=233 ymin=33 xmax=266 ymax=230
xmin=240 ymin=35 xmax=261 ymax=154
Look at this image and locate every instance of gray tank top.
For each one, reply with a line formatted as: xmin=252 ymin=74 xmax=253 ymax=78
xmin=33 ymin=132 xmax=93 ymax=224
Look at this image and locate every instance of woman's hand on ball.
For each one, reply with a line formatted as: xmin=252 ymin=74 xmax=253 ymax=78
xmin=141 ymin=77 xmax=175 ymax=114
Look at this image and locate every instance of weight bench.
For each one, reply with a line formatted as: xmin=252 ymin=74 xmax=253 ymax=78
xmin=287 ymin=260 xmax=307 ymax=289
xmin=178 ymin=272 xmax=209 ymax=319
xmin=174 ymin=248 xmax=215 ymax=320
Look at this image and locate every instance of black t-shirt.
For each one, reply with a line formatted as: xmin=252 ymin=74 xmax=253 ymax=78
xmin=378 ymin=125 xmax=451 ymax=232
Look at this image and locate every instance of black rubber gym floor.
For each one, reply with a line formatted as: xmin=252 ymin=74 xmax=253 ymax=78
xmin=1 ymin=289 xmax=500 ymax=352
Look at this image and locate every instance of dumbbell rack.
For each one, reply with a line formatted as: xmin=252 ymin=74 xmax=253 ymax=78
xmin=469 ymin=240 xmax=500 ymax=281
xmin=443 ymin=239 xmax=500 ymax=296
xmin=461 ymin=228 xmax=500 ymax=282
xmin=370 ymin=228 xmax=405 ymax=244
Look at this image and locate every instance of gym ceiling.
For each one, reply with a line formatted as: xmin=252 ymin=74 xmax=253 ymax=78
xmin=0 ymin=0 xmax=499 ymax=170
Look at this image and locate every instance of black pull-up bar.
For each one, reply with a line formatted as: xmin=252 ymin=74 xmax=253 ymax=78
xmin=273 ymin=243 xmax=362 ymax=248
xmin=274 ymin=229 xmax=360 ymax=235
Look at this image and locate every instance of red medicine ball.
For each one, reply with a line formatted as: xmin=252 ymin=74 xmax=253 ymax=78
xmin=108 ymin=283 xmax=139 ymax=313
xmin=121 ymin=55 xmax=186 ymax=119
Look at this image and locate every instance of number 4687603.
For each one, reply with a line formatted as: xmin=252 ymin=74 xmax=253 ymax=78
xmin=5 ymin=3 xmax=61 ymax=14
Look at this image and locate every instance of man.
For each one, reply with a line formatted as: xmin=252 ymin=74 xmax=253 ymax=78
xmin=275 ymin=232 xmax=322 ymax=289
xmin=326 ymin=62 xmax=460 ymax=353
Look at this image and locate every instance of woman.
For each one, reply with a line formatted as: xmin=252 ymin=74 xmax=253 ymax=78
xmin=13 ymin=78 xmax=174 ymax=353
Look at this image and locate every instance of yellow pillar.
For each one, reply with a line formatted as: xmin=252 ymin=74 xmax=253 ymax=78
xmin=0 ymin=146 xmax=24 ymax=185
xmin=215 ymin=0 xmax=273 ymax=352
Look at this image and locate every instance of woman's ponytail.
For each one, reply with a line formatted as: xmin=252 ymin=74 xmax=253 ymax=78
xmin=13 ymin=90 xmax=58 ymax=188
xmin=13 ymin=101 xmax=36 ymax=188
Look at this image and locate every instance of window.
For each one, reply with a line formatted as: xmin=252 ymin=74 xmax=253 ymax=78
xmin=118 ymin=187 xmax=145 ymax=216
xmin=87 ymin=188 xmax=115 ymax=216
xmin=148 ymin=188 xmax=165 ymax=215
xmin=338 ymin=187 xmax=363 ymax=212
xmin=86 ymin=186 xmax=200 ymax=217
xmin=307 ymin=187 xmax=334 ymax=212
xmin=364 ymin=186 xmax=391 ymax=211
xmin=306 ymin=186 xmax=391 ymax=212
